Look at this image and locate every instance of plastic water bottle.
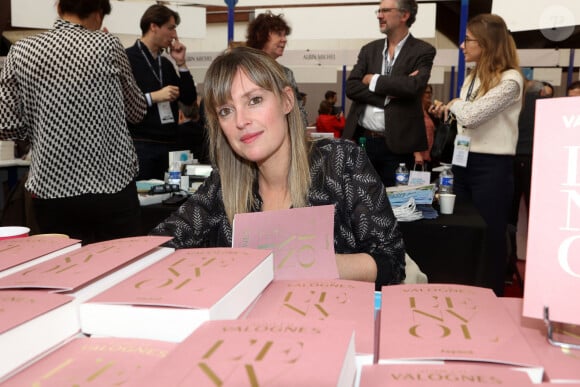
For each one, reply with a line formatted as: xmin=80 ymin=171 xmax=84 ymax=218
xmin=168 ymin=161 xmax=181 ymax=188
xmin=358 ymin=136 xmax=366 ymax=151
xmin=395 ymin=163 xmax=409 ymax=186
xmin=439 ymin=165 xmax=454 ymax=194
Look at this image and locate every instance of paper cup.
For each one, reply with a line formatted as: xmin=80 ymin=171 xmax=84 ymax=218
xmin=0 ymin=226 xmax=30 ymax=240
xmin=439 ymin=194 xmax=456 ymax=215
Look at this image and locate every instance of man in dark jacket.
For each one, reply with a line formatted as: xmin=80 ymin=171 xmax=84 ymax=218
xmin=343 ymin=0 xmax=435 ymax=186
xmin=127 ymin=4 xmax=197 ymax=180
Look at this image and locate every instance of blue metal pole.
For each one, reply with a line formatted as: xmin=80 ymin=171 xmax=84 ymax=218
xmin=568 ymin=49 xmax=576 ymax=88
xmin=224 ymin=0 xmax=237 ymax=45
xmin=456 ymin=0 xmax=469 ymax=98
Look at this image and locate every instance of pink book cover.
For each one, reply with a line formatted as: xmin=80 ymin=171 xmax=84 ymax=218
xmin=243 ymin=278 xmax=375 ymax=355
xmin=359 ymin=363 xmax=534 ymax=386
xmin=128 ymin=319 xmax=357 ymax=387
xmin=501 ymin=297 xmax=580 ymax=383
xmin=0 ymin=337 xmax=176 ymax=386
xmin=0 ymin=235 xmax=81 ymax=272
xmin=87 ymin=247 xmax=272 ymax=308
xmin=0 ymin=290 xmax=73 ymax=334
xmin=378 ymin=284 xmax=541 ymax=370
xmin=232 ymin=204 xmax=339 ymax=280
xmin=523 ymin=96 xmax=580 ymax=325
xmin=0 ymin=236 xmax=172 ymax=292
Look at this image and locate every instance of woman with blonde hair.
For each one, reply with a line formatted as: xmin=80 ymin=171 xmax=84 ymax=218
xmin=151 ymin=47 xmax=406 ymax=289
xmin=434 ymin=14 xmax=524 ymax=296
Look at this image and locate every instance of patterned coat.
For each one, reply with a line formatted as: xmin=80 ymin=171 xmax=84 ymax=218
xmin=0 ymin=19 xmax=146 ymax=199
xmin=150 ymin=138 xmax=406 ymax=288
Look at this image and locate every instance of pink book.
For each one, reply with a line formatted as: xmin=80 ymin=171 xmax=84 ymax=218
xmin=378 ymin=284 xmax=543 ymax=383
xmin=0 ymin=336 xmax=176 ymax=386
xmin=80 ymin=247 xmax=274 ymax=342
xmin=127 ymin=319 xmax=356 ymax=387
xmin=243 ymin=279 xmax=375 ymax=356
xmin=359 ymin=363 xmax=534 ymax=386
xmin=0 ymin=236 xmax=172 ymax=292
xmin=0 ymin=290 xmax=78 ymax=380
xmin=524 ymin=96 xmax=580 ymax=325
xmin=232 ymin=204 xmax=339 ymax=280
xmin=0 ymin=235 xmax=81 ymax=273
xmin=501 ymin=297 xmax=580 ymax=384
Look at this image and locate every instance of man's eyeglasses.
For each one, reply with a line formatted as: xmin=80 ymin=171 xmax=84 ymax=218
xmin=464 ymin=37 xmax=478 ymax=43
xmin=375 ymin=8 xmax=399 ymax=15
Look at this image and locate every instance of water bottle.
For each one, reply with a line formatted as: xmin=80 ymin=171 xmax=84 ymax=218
xmin=439 ymin=165 xmax=454 ymax=194
xmin=395 ymin=163 xmax=409 ymax=186
xmin=168 ymin=161 xmax=181 ymax=188
xmin=358 ymin=136 xmax=366 ymax=151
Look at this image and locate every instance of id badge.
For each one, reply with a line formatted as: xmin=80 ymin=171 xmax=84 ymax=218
xmin=158 ymin=102 xmax=175 ymax=124
xmin=452 ymin=134 xmax=470 ymax=167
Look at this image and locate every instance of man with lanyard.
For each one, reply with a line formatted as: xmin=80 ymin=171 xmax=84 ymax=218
xmin=342 ymin=0 xmax=435 ymax=187
xmin=126 ymin=4 xmax=196 ymax=180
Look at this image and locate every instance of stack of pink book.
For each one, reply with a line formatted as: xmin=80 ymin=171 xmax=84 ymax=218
xmin=0 ymin=235 xmax=174 ymax=302
xmin=358 ymin=363 xmax=534 ymax=386
xmin=0 ymin=235 xmax=174 ymax=381
xmin=242 ymin=279 xmax=376 ymax=368
xmin=377 ymin=284 xmax=544 ymax=384
xmin=80 ymin=247 xmax=274 ymax=342
xmin=0 ymin=235 xmax=81 ymax=277
xmin=126 ymin=318 xmax=357 ymax=387
xmin=0 ymin=290 xmax=78 ymax=381
xmin=0 ymin=336 xmax=176 ymax=386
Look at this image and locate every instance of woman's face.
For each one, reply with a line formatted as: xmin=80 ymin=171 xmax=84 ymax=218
xmin=460 ymin=29 xmax=482 ymax=63
xmin=262 ymin=31 xmax=287 ymax=59
xmin=215 ymin=69 xmax=294 ymax=167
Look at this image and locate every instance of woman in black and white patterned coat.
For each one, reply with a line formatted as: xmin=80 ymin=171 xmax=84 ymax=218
xmin=151 ymin=47 xmax=406 ymax=289
xmin=0 ymin=0 xmax=147 ymax=244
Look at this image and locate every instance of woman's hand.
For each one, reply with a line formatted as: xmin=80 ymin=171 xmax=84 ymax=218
xmin=335 ymin=253 xmax=377 ymax=283
xmin=431 ymin=98 xmax=460 ymax=121
xmin=414 ymin=152 xmax=424 ymax=165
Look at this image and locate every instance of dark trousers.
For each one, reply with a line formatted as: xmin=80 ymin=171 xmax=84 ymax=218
xmin=363 ymin=132 xmax=414 ymax=187
xmin=133 ymin=140 xmax=182 ymax=181
xmin=32 ymin=181 xmax=141 ymax=245
xmin=453 ymin=153 xmax=514 ymax=296
xmin=509 ymin=154 xmax=532 ymax=226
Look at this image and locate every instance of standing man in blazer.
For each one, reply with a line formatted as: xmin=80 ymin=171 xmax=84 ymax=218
xmin=126 ymin=4 xmax=197 ymax=180
xmin=343 ymin=0 xmax=435 ymax=186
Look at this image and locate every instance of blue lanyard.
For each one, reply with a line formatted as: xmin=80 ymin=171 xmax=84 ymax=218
xmin=137 ymin=40 xmax=163 ymax=87
xmin=466 ymin=76 xmax=477 ymax=101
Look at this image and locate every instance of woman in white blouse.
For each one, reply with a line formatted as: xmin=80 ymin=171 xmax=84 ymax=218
xmin=434 ymin=14 xmax=524 ymax=296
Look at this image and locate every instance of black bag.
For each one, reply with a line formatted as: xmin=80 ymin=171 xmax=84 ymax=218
xmin=430 ymin=116 xmax=457 ymax=164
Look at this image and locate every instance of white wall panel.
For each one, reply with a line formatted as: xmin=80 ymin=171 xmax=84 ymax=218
xmin=106 ymin=1 xmax=155 ymax=35
xmin=492 ymin=0 xmax=579 ymax=32
xmin=518 ymin=49 xmax=561 ymax=67
xmin=167 ymin=4 xmax=206 ymax=38
xmin=255 ymin=3 xmax=436 ymax=40
xmin=532 ymin=67 xmax=563 ymax=86
xmin=106 ymin=2 xmax=205 ymax=38
xmin=187 ymin=0 xmax=435 ymax=5
xmin=429 ymin=66 xmax=445 ymax=85
xmin=290 ymin=66 xmax=341 ymax=83
xmin=11 ymin=0 xmax=57 ymax=29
